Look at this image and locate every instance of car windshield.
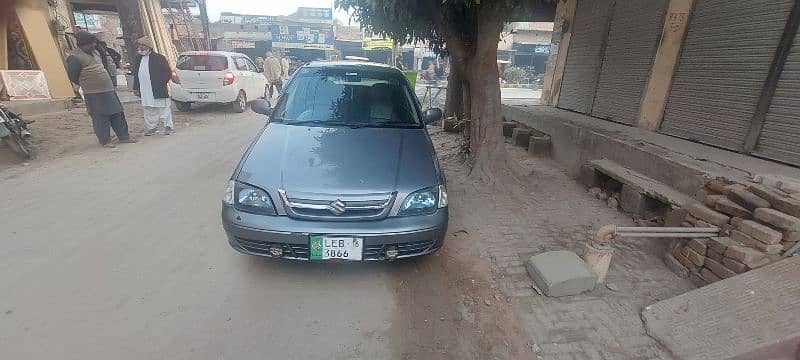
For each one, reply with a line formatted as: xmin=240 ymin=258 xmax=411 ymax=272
xmin=271 ymin=67 xmax=422 ymax=127
xmin=176 ymin=54 xmax=228 ymax=71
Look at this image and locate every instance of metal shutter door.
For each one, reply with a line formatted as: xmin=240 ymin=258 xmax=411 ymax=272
xmin=754 ymin=32 xmax=800 ymax=166
xmin=557 ymin=0 xmax=614 ymax=114
xmin=591 ymin=0 xmax=669 ymax=125
xmin=660 ymin=0 xmax=793 ymax=150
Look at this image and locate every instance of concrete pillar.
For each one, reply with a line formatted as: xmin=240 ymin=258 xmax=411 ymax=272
xmin=636 ymin=0 xmax=696 ymax=131
xmin=14 ymin=1 xmax=74 ymax=98
xmin=0 ymin=13 xmax=8 ymax=70
xmin=542 ymin=0 xmax=577 ymax=106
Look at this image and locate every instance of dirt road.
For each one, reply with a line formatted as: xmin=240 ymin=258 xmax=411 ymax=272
xmin=0 ymin=109 xmax=532 ymax=359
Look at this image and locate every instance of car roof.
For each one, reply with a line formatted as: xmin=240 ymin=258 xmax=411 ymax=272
xmin=178 ymin=51 xmax=248 ymax=58
xmin=304 ymin=60 xmax=401 ymax=73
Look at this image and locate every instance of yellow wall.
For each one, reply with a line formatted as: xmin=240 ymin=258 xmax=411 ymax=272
xmin=14 ymin=0 xmax=74 ymax=98
xmin=637 ymin=0 xmax=696 ymax=130
xmin=543 ymin=0 xmax=577 ymax=106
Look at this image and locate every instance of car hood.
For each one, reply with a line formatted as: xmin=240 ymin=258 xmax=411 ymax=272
xmin=237 ymin=124 xmax=439 ymax=195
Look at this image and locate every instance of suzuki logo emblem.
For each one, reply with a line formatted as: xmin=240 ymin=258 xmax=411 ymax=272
xmin=328 ymin=199 xmax=346 ymax=215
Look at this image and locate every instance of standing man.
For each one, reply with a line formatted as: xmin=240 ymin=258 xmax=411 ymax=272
xmin=132 ymin=36 xmax=174 ymax=136
xmin=66 ymin=31 xmax=135 ymax=148
xmin=280 ymin=53 xmax=290 ymax=79
xmin=264 ymin=50 xmax=283 ymax=98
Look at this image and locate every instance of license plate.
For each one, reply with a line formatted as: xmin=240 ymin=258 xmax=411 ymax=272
xmin=193 ymin=92 xmax=212 ymax=99
xmin=310 ymin=236 xmax=363 ymax=260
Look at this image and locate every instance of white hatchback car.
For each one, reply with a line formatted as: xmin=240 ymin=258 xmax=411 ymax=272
xmin=170 ymin=51 xmax=268 ymax=112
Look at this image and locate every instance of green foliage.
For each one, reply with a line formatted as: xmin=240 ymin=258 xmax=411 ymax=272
xmin=503 ymin=66 xmax=527 ymax=84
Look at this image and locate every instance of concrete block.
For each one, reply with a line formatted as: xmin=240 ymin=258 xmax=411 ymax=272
xmin=511 ymin=128 xmax=531 ymax=148
xmin=714 ymin=198 xmax=752 ymax=218
xmin=753 ymin=208 xmax=800 ymax=232
xmin=730 ymin=230 xmax=784 ymax=255
xmin=724 ymin=245 xmax=765 ymax=266
xmin=527 ymin=133 xmax=551 ymax=156
xmin=664 ymin=253 xmax=690 ymax=279
xmin=525 ymin=251 xmax=596 ymax=297
xmin=687 ymin=203 xmax=730 ymax=227
xmin=502 ymin=122 xmax=517 ymax=137
xmin=737 ymin=220 xmax=782 ymax=245
xmin=729 ymin=188 xmax=770 ymax=210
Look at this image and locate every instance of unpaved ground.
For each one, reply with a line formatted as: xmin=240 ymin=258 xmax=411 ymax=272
xmin=0 ymin=108 xmax=534 ymax=359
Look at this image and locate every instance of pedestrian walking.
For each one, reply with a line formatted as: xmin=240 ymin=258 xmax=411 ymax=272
xmin=132 ymin=36 xmax=174 ymax=136
xmin=66 ymin=31 xmax=135 ymax=148
xmin=264 ymin=50 xmax=283 ymax=98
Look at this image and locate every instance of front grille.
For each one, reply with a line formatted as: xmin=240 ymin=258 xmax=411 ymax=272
xmin=236 ymin=238 xmax=310 ymax=259
xmin=279 ymin=190 xmax=395 ymax=221
xmin=363 ymin=240 xmax=436 ymax=260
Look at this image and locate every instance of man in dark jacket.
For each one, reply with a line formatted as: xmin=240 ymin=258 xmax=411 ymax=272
xmin=97 ymin=41 xmax=121 ymax=86
xmin=66 ymin=31 xmax=135 ymax=148
xmin=132 ymin=36 xmax=174 ymax=136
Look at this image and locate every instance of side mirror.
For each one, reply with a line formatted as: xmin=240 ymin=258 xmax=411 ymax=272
xmin=423 ymin=107 xmax=443 ymax=124
xmin=251 ymin=98 xmax=272 ymax=116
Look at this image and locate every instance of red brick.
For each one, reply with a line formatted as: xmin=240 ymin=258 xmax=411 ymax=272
xmin=704 ymin=194 xmax=727 ymax=207
xmin=676 ymin=247 xmax=699 ymax=271
xmin=724 ymin=245 xmax=766 ymax=266
xmin=687 ymin=203 xmax=729 ymax=228
xmin=700 ymin=268 xmax=722 ymax=283
xmin=749 ymin=184 xmax=788 ymax=205
xmin=729 ymin=188 xmax=771 ymax=210
xmin=715 ymin=198 xmax=753 ymax=218
xmin=707 ymin=248 xmax=723 ymax=262
xmin=689 ymin=272 xmax=707 ymax=287
xmin=731 ymin=230 xmax=784 ymax=255
xmin=773 ymin=196 xmax=800 ymax=218
xmin=704 ymin=258 xmax=737 ymax=279
xmin=664 ymin=253 xmax=690 ymax=279
xmin=731 ymin=217 xmax=746 ymax=228
xmin=685 ymin=247 xmax=705 ymax=267
xmin=784 ymin=231 xmax=800 ymax=242
xmin=737 ymin=220 xmax=783 ymax=244
xmin=753 ymin=208 xmax=800 ymax=232
xmin=748 ymin=257 xmax=772 ymax=269
xmin=722 ymin=257 xmax=748 ymax=273
xmin=783 ymin=241 xmax=798 ymax=252
xmin=707 ymin=237 xmax=735 ymax=254
xmin=687 ymin=238 xmax=708 ymax=255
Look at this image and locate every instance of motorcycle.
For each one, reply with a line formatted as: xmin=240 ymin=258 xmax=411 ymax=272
xmin=0 ymin=104 xmax=35 ymax=159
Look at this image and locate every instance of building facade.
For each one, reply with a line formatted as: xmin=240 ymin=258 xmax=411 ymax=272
xmin=544 ymin=0 xmax=800 ymax=167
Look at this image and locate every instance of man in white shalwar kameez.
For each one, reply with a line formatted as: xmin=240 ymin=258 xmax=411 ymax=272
xmin=132 ymin=36 xmax=174 ymax=136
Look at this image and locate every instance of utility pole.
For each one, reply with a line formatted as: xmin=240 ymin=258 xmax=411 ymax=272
xmin=198 ymin=0 xmax=212 ymax=50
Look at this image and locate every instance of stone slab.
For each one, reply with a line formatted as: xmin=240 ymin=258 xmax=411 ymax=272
xmin=525 ymin=251 xmax=596 ymax=297
xmin=588 ymin=159 xmax=696 ymax=209
xmin=642 ymin=256 xmax=800 ymax=360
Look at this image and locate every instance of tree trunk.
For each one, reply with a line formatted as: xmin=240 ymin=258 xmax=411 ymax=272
xmin=467 ymin=13 xmax=506 ymax=181
xmin=114 ymin=0 xmax=144 ymax=61
xmin=445 ymin=60 xmax=464 ymax=120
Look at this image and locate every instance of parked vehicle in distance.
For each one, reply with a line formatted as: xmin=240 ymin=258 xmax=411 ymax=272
xmin=222 ymin=61 xmax=448 ymax=261
xmin=169 ymin=51 xmax=268 ymax=113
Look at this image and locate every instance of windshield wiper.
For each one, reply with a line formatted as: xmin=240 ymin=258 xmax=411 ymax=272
xmin=283 ymin=120 xmax=371 ymax=128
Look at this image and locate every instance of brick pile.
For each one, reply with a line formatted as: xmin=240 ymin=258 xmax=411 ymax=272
xmin=665 ymin=180 xmax=800 ymax=286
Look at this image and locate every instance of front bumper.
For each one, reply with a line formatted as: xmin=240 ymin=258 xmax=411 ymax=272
xmin=221 ymin=205 xmax=448 ymax=260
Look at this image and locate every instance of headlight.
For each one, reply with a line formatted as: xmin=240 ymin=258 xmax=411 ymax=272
xmin=224 ymin=181 xmax=277 ymax=216
xmin=399 ymin=185 xmax=447 ymax=216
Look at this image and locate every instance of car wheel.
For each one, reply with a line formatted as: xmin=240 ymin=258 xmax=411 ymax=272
xmin=174 ymin=101 xmax=191 ymax=112
xmin=232 ymin=90 xmax=247 ymax=113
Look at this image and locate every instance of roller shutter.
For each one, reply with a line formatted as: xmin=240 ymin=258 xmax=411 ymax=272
xmin=660 ymin=0 xmax=794 ymax=151
xmin=557 ymin=0 xmax=614 ymax=114
xmin=754 ymin=28 xmax=800 ymax=166
xmin=591 ymin=0 xmax=669 ymax=125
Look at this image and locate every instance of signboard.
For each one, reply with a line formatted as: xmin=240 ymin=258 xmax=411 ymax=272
xmin=220 ymin=14 xmax=277 ymax=25
xmin=231 ymin=40 xmax=256 ymax=49
xmin=534 ymin=45 xmax=550 ymax=54
xmin=73 ymin=12 xmax=100 ymax=30
xmin=512 ymin=42 xmax=550 ymax=55
xmin=268 ymin=25 xmax=334 ymax=50
xmin=363 ymin=35 xmax=393 ymax=50
xmin=295 ymin=7 xmax=333 ymax=24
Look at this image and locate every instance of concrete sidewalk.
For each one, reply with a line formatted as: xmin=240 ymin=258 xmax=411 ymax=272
xmin=502 ymin=104 xmax=800 ymax=198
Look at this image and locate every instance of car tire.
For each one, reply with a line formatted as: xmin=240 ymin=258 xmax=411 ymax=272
xmin=232 ymin=91 xmax=247 ymax=113
xmin=174 ymin=101 xmax=191 ymax=112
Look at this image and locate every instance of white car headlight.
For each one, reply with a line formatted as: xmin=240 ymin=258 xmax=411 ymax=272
xmin=224 ymin=181 xmax=277 ymax=216
xmin=399 ymin=185 xmax=447 ymax=216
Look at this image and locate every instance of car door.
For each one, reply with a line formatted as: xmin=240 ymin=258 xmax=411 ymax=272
xmin=232 ymin=57 xmax=253 ymax=97
xmin=245 ymin=57 xmax=267 ymax=98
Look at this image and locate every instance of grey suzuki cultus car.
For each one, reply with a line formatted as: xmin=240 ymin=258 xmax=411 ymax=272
xmin=221 ymin=61 xmax=447 ymax=261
